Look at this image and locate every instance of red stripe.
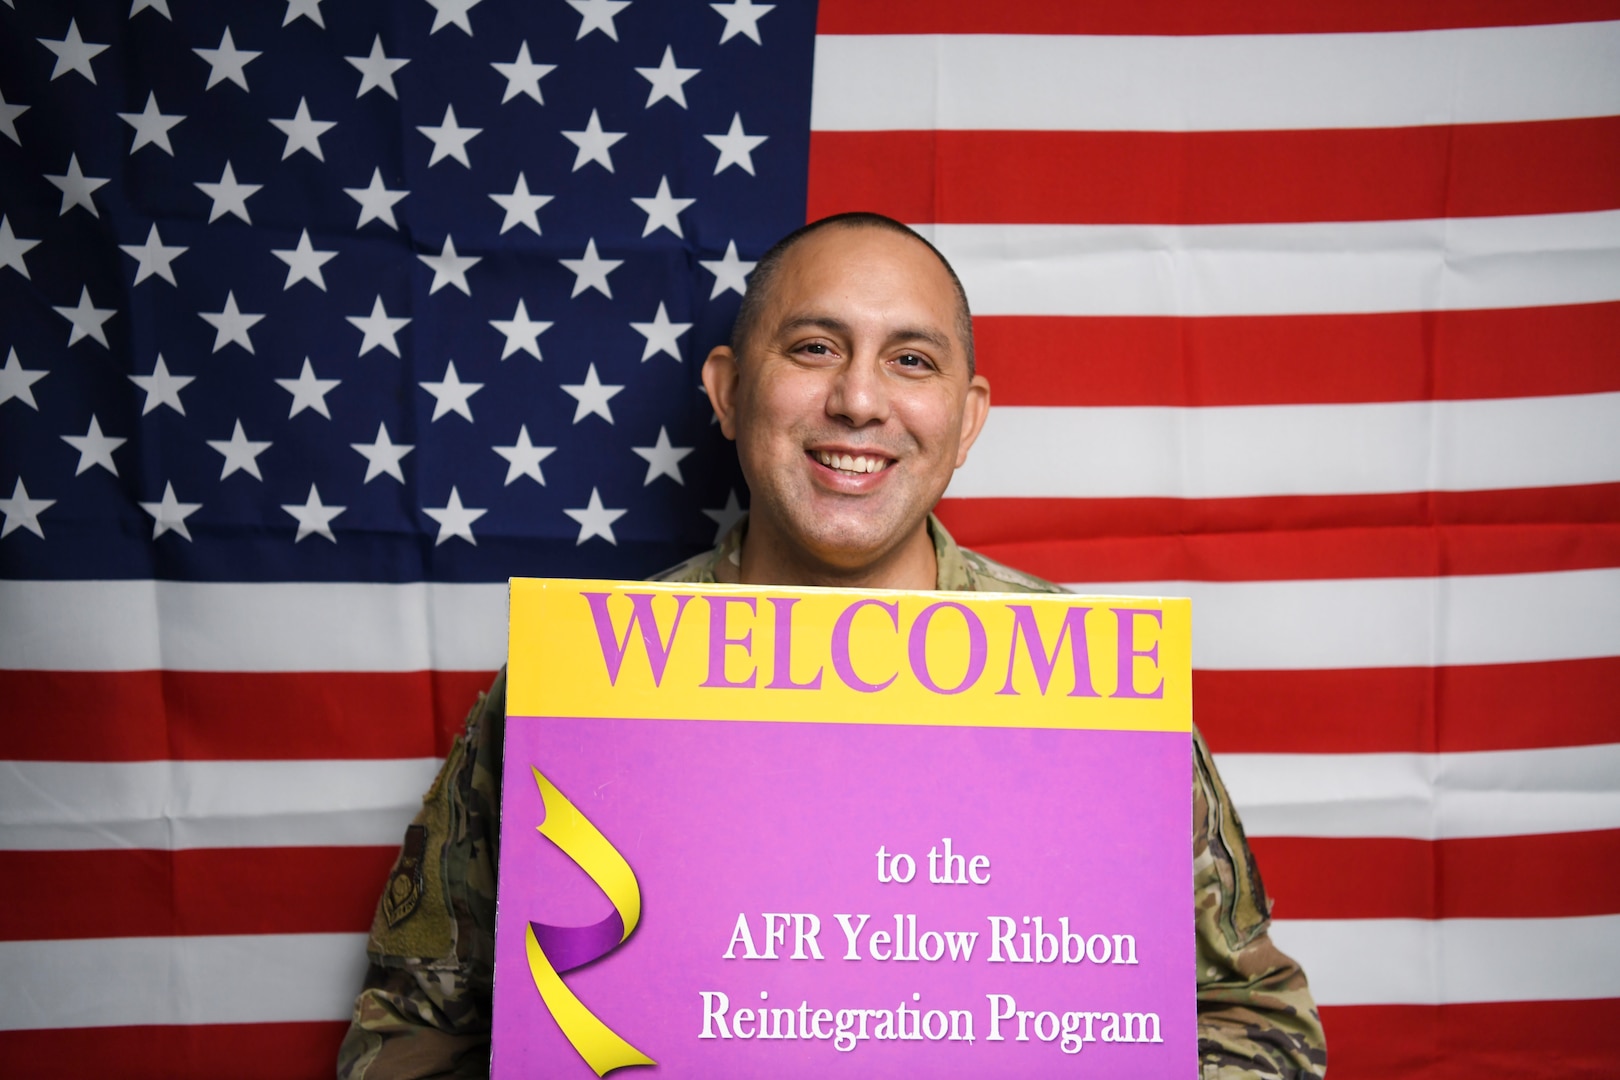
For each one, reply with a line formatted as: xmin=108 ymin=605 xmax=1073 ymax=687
xmin=0 ymin=657 xmax=1611 ymax=767
xmin=937 ymin=485 xmax=1620 ymax=567
xmin=2 ymin=847 xmax=395 ymax=942
xmin=809 ymin=121 xmax=1620 ymax=226
xmin=0 ymin=669 xmax=493 ymax=762
xmin=1320 ymin=1000 xmax=1620 ymax=1080
xmin=6 ymin=660 xmax=1613 ymax=767
xmin=970 ymin=304 xmax=1620 ymax=408
xmin=1252 ymin=832 xmax=1620 ymax=920
xmin=942 ymin=522 xmax=1620 ymax=585
xmin=3 ymin=1008 xmax=1614 ymax=1080
xmin=817 ymin=0 xmax=1620 ymax=35
xmin=12 ymin=832 xmax=1615 ymax=945
xmin=0 ymin=1022 xmax=348 ymax=1080
xmin=1197 ymin=659 xmax=1620 ymax=754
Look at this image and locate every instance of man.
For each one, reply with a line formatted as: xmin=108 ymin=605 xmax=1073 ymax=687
xmin=338 ymin=213 xmax=1328 ymax=1079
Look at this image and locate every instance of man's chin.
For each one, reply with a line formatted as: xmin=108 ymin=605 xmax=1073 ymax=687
xmin=789 ymin=512 xmax=923 ymax=571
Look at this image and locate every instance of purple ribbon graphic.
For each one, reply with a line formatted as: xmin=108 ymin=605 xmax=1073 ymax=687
xmin=530 ymin=911 xmax=626 ymax=975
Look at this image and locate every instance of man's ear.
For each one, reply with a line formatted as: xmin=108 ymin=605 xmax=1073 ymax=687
xmin=701 ymin=345 xmax=741 ymax=440
xmin=954 ymin=373 xmax=992 ymax=468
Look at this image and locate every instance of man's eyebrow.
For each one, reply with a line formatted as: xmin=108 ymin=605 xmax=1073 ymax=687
xmin=884 ymin=325 xmax=952 ymax=352
xmin=774 ymin=314 xmax=953 ymax=353
xmin=775 ymin=314 xmax=852 ymax=337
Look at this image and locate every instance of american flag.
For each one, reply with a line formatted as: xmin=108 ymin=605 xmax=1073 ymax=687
xmin=1 ymin=1 xmax=1616 ymax=1077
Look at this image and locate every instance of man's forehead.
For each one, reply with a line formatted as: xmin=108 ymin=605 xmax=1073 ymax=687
xmin=778 ymin=223 xmax=949 ymax=278
xmin=764 ymin=226 xmax=963 ymax=323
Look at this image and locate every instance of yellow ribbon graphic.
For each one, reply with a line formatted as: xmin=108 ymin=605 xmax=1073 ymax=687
xmin=525 ymin=766 xmax=655 ymax=1076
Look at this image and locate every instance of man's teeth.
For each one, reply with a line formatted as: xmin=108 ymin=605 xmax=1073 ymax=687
xmin=815 ymin=450 xmax=888 ymax=474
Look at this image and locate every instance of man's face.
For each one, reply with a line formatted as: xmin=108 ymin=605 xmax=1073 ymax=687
xmin=702 ymin=225 xmax=990 ymax=575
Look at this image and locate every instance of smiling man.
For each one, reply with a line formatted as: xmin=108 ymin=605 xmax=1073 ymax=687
xmin=338 ymin=213 xmax=1328 ymax=1079
xmin=698 ymin=216 xmax=990 ymax=591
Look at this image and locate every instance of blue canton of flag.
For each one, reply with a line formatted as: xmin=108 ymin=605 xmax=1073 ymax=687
xmin=0 ymin=0 xmax=814 ymax=584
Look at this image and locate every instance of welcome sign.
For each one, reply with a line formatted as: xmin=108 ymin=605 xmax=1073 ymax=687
xmin=493 ymin=579 xmax=1195 ymax=1078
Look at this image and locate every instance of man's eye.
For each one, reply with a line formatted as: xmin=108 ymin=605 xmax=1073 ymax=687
xmin=895 ymin=352 xmax=929 ymax=368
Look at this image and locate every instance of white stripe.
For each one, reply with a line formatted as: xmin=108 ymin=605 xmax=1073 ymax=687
xmin=0 ymin=579 xmax=506 ymax=672
xmin=0 ymin=758 xmax=442 ymax=851
xmin=3 ymin=916 xmax=1613 ymax=1028
xmin=922 ymin=214 xmax=1620 ymax=316
xmin=0 ymin=933 xmax=367 ymax=1029
xmin=1270 ymin=915 xmax=1620 ymax=1006
xmin=950 ymin=395 xmax=1620 ymax=499
xmin=1062 ymin=570 xmax=1620 ymax=670
xmin=811 ymin=23 xmax=1620 ymax=132
xmin=1218 ymin=744 xmax=1620 ymax=840
xmin=5 ymin=570 xmax=1616 ymax=676
xmin=6 ymin=744 xmax=1611 ymax=854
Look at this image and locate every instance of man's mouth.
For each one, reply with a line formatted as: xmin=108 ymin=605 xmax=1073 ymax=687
xmin=811 ymin=449 xmax=893 ymax=475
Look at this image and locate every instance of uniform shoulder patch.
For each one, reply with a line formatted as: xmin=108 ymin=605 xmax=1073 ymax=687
xmin=382 ymin=824 xmax=427 ymax=927
xmin=367 ymin=738 xmax=466 ymax=965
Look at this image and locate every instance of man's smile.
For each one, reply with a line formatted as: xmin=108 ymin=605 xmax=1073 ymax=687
xmin=809 ymin=448 xmax=896 ymax=476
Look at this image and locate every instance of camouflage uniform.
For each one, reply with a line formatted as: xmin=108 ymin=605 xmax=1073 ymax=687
xmin=338 ymin=516 xmax=1327 ymax=1079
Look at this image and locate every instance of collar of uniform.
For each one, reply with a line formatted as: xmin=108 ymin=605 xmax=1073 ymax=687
xmin=682 ymin=512 xmax=973 ymax=591
xmin=928 ymin=513 xmax=977 ymax=592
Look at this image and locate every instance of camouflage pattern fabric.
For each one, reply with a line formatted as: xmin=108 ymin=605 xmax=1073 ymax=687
xmin=337 ymin=515 xmax=1327 ymax=1078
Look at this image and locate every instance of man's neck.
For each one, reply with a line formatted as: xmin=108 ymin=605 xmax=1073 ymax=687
xmin=732 ymin=515 xmax=938 ymax=591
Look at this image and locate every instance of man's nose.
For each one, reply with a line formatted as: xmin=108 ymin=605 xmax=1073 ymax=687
xmin=826 ymin=354 xmax=890 ymax=426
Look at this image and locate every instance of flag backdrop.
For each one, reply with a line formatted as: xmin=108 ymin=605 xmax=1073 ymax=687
xmin=1 ymin=1 xmax=1617 ymax=1077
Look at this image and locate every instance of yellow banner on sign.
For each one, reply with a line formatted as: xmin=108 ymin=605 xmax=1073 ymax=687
xmin=508 ymin=580 xmax=1190 ymax=732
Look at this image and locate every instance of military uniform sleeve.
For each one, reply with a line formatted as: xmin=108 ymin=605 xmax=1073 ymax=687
xmin=336 ymin=672 xmax=506 ymax=1080
xmin=1191 ymin=728 xmax=1328 ymax=1079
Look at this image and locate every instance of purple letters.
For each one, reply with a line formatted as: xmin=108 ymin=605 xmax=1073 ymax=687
xmin=582 ymin=591 xmax=1170 ymax=700
xmin=907 ymin=601 xmax=988 ymax=696
xmin=997 ymin=604 xmax=1100 ymax=698
xmin=831 ymin=598 xmax=900 ymax=693
xmin=766 ymin=597 xmax=824 ymax=690
xmin=1112 ymin=608 xmax=1166 ymax=700
xmin=583 ymin=592 xmax=693 ymax=687
xmin=701 ymin=595 xmax=758 ymax=689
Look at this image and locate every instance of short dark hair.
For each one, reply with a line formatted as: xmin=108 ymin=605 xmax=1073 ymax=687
xmin=730 ymin=211 xmax=975 ymax=375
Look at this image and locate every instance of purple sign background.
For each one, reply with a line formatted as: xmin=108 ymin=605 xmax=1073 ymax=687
xmin=492 ymin=716 xmax=1194 ymax=1077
